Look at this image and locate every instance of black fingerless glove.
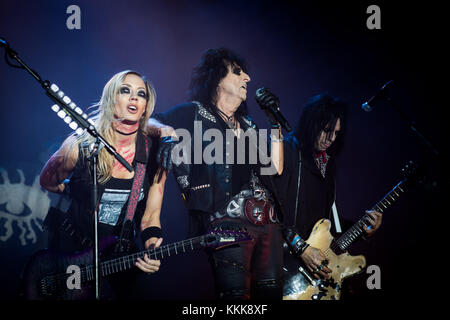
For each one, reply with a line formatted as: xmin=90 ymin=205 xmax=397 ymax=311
xmin=255 ymin=87 xmax=281 ymax=127
xmin=156 ymin=136 xmax=177 ymax=172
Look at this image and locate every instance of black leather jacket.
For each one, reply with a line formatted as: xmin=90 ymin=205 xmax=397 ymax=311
xmin=154 ymin=101 xmax=267 ymax=216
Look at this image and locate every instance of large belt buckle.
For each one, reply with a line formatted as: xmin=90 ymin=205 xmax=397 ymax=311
xmin=244 ymin=188 xmax=274 ymax=225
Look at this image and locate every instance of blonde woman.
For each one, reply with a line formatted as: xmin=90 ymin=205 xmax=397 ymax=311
xmin=40 ymin=71 xmax=166 ymax=298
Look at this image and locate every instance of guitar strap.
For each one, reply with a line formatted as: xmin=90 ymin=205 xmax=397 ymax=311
xmin=327 ymin=171 xmax=341 ymax=233
xmin=118 ymin=135 xmax=150 ymax=243
xmin=331 ymin=202 xmax=342 ymax=233
xmin=293 ymin=149 xmax=302 ymax=227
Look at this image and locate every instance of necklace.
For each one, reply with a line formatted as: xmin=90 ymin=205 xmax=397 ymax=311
xmin=314 ymin=151 xmax=330 ymax=178
xmin=216 ymin=108 xmax=237 ymax=130
xmin=115 ymin=128 xmax=139 ymax=136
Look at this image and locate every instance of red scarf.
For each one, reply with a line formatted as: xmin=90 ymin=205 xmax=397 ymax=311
xmin=314 ymin=151 xmax=328 ymax=164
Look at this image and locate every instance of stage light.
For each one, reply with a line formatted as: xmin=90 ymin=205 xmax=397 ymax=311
xmin=63 ymin=96 xmax=71 ymax=104
xmin=57 ymin=110 xmax=66 ymax=118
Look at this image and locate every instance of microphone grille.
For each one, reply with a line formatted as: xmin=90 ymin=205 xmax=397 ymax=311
xmin=255 ymin=87 xmax=266 ymax=98
xmin=361 ymin=102 xmax=372 ymax=112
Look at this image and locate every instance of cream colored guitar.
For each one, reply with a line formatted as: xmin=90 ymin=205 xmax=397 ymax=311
xmin=283 ymin=162 xmax=420 ymax=300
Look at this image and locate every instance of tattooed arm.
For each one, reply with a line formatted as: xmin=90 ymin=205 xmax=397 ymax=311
xmin=40 ymin=136 xmax=78 ymax=193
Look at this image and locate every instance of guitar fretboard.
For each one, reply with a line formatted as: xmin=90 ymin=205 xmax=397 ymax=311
xmin=39 ymin=229 xmax=249 ymax=297
xmin=334 ymin=180 xmax=406 ymax=252
xmin=82 ymin=235 xmax=206 ymax=281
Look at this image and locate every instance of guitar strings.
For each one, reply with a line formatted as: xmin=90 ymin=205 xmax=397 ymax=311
xmin=309 ymin=183 xmax=405 ymax=272
xmin=40 ymin=231 xmax=246 ymax=295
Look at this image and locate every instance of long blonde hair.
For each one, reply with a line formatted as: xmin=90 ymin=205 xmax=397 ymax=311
xmin=65 ymin=70 xmax=156 ymax=183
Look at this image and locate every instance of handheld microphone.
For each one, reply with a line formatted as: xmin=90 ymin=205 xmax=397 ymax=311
xmin=255 ymin=87 xmax=292 ymax=132
xmin=362 ymin=80 xmax=394 ymax=112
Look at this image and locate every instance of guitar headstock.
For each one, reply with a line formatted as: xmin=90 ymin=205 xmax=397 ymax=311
xmin=401 ymin=160 xmax=425 ymax=190
xmin=204 ymin=226 xmax=253 ymax=250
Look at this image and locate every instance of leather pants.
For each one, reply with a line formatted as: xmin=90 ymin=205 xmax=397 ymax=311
xmin=208 ymin=218 xmax=283 ymax=300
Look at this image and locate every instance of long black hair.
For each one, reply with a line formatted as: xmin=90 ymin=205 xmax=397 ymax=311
xmin=188 ymin=47 xmax=249 ymax=117
xmin=295 ymin=93 xmax=347 ymax=157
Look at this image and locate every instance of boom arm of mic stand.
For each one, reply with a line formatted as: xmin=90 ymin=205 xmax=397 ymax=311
xmin=1 ymin=38 xmax=133 ymax=301
xmin=2 ymin=41 xmax=134 ymax=172
xmin=44 ymin=83 xmax=135 ymax=172
xmin=387 ymin=97 xmax=440 ymax=158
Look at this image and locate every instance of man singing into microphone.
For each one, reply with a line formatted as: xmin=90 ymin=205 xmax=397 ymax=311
xmin=147 ymin=48 xmax=285 ymax=300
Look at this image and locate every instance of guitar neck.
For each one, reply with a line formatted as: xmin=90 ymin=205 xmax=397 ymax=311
xmin=335 ymin=179 xmax=407 ymax=252
xmin=83 ymin=235 xmax=206 ymax=281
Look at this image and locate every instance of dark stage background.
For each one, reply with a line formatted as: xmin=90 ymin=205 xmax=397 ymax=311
xmin=0 ymin=0 xmax=446 ymax=303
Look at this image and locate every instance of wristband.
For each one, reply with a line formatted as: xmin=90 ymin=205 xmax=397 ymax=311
xmin=298 ymin=242 xmax=309 ymax=255
xmin=290 ymin=235 xmax=301 ymax=247
xmin=283 ymin=227 xmax=309 ymax=256
xmin=291 ymin=234 xmax=309 ymax=256
xmin=141 ymin=226 xmax=162 ymax=244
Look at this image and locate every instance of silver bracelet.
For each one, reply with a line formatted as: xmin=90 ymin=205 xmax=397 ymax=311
xmin=271 ymin=136 xmax=284 ymax=142
xmin=270 ymin=126 xmax=283 ymax=142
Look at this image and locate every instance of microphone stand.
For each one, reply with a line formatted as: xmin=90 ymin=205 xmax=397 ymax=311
xmin=367 ymin=82 xmax=447 ymax=194
xmin=384 ymin=95 xmax=440 ymax=158
xmin=1 ymin=37 xmax=134 ymax=300
xmin=90 ymin=138 xmax=101 ymax=300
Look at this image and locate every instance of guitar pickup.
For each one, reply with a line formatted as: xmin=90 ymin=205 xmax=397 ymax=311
xmin=219 ymin=237 xmax=235 ymax=242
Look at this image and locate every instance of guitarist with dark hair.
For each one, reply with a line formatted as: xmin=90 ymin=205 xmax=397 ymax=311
xmin=270 ymin=93 xmax=383 ymax=299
